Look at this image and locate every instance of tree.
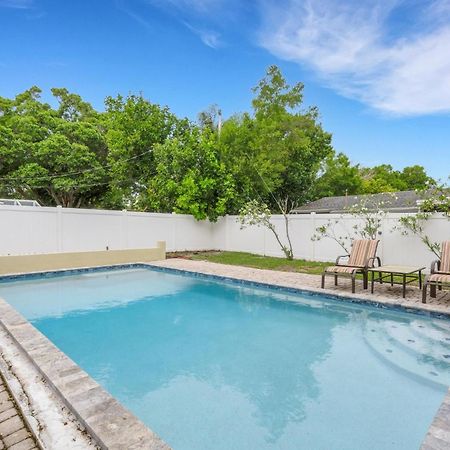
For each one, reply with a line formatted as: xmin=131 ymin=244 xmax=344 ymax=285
xmin=251 ymin=66 xmax=333 ymax=208
xmin=198 ymin=104 xmax=222 ymax=133
xmin=312 ymin=152 xmax=363 ymax=199
xmin=395 ymin=183 xmax=449 ymax=258
xmin=221 ymin=65 xmax=333 ymax=212
xmin=238 ymin=199 xmax=294 ymax=260
xmin=400 ymin=165 xmax=435 ymax=191
xmin=146 ymin=127 xmax=235 ymax=221
xmin=360 ymin=164 xmax=435 ymax=194
xmin=312 ymin=193 xmax=395 ymax=252
xmin=103 ymin=94 xmax=185 ymax=208
xmin=360 ymin=164 xmax=403 ymax=193
xmin=0 ymin=87 xmax=108 ymax=207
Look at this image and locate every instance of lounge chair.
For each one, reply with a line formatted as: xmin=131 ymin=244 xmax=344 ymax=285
xmin=422 ymin=241 xmax=450 ymax=303
xmin=321 ymin=239 xmax=380 ymax=293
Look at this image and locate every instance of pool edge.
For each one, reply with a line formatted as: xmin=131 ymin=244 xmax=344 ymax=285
xmin=1 ymin=262 xmax=449 ymax=319
xmin=0 ymin=262 xmax=449 ymax=449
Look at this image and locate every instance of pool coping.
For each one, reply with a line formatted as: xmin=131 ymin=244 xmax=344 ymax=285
xmin=0 ymin=262 xmax=449 ymax=449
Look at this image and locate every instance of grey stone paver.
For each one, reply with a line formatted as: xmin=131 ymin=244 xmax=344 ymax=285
xmin=0 ymin=403 xmax=14 ymax=416
xmin=0 ymin=416 xmax=23 ymax=439
xmin=421 ymin=389 xmax=450 ymax=450
xmin=3 ymin=429 xmax=31 ymax=448
xmin=8 ymin=439 xmax=36 ymax=450
xmin=0 ymin=410 xmax=16 ymax=426
xmin=0 ymin=392 xmax=11 ymax=405
xmin=0 ymin=376 xmax=38 ymax=450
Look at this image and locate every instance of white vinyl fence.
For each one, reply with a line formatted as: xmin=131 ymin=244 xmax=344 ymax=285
xmin=0 ymin=205 xmax=449 ymax=269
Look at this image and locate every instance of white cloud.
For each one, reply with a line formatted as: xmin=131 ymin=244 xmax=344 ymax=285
xmin=117 ymin=0 xmax=226 ymax=48
xmin=258 ymin=0 xmax=450 ymax=115
xmin=183 ymin=22 xmax=222 ymax=48
xmin=0 ymin=0 xmax=33 ymax=8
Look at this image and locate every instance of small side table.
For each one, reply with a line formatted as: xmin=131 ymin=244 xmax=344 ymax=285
xmin=369 ymin=265 xmax=426 ymax=298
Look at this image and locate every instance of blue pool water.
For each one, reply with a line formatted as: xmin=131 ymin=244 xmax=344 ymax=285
xmin=0 ymin=267 xmax=449 ymax=450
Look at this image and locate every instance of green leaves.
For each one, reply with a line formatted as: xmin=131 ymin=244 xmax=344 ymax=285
xmin=146 ymin=129 xmax=235 ymax=221
xmin=0 ymin=87 xmax=108 ymax=207
xmin=103 ymin=94 xmax=182 ymax=208
xmin=221 ymin=66 xmax=333 ymax=212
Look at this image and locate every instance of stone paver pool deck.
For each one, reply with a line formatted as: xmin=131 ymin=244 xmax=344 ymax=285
xmin=0 ymin=374 xmax=37 ymax=450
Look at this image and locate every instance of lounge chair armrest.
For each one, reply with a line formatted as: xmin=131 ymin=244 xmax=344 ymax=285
xmin=366 ymin=256 xmax=381 ymax=269
xmin=430 ymin=260 xmax=440 ymax=274
xmin=336 ymin=255 xmax=350 ymax=265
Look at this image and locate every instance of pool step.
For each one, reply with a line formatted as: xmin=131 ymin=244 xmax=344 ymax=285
xmin=430 ymin=319 xmax=450 ymax=334
xmin=385 ymin=322 xmax=450 ymax=364
xmin=410 ymin=320 xmax=450 ymax=343
xmin=363 ymin=319 xmax=450 ymax=388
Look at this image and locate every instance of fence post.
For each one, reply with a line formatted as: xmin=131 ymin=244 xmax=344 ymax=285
xmin=56 ymin=205 xmax=63 ymax=253
xmin=225 ymin=215 xmax=229 ymax=252
xmin=171 ymin=212 xmax=177 ymax=252
xmin=121 ymin=209 xmax=128 ymax=249
xmin=380 ymin=214 xmax=387 ymax=264
xmin=310 ymin=212 xmax=316 ymax=261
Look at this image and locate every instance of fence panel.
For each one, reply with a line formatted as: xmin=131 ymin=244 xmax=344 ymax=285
xmin=0 ymin=206 xmax=448 ymax=270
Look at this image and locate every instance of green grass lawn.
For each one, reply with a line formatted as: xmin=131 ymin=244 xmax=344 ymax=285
xmin=167 ymin=251 xmax=331 ymax=275
xmin=167 ymin=251 xmax=423 ymax=286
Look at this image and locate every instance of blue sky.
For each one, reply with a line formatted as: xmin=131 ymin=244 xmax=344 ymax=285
xmin=1 ymin=0 xmax=449 ymax=180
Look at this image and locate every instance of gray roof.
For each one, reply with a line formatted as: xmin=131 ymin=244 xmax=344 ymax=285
xmin=293 ymin=191 xmax=421 ymax=214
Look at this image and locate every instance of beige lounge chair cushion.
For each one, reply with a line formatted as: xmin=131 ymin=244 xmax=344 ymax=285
xmin=325 ymin=266 xmax=362 ymax=274
xmin=428 ymin=273 xmax=450 ymax=284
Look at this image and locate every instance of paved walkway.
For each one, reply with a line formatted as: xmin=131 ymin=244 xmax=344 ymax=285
xmin=154 ymin=258 xmax=450 ymax=314
xmin=0 ymin=376 xmax=37 ymax=450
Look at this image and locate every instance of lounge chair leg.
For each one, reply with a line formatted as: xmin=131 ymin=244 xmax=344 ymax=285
xmin=351 ymin=276 xmax=356 ymax=294
xmin=334 ymin=275 xmax=338 ymax=286
xmin=422 ymin=283 xmax=427 ymax=303
xmin=321 ymin=273 xmax=325 ymax=289
xmin=430 ymin=284 xmax=436 ymax=298
xmin=363 ymin=273 xmax=368 ymax=289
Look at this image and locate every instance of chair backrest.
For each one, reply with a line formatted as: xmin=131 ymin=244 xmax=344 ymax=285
xmin=348 ymin=239 xmax=379 ymax=267
xmin=440 ymin=241 xmax=450 ymax=273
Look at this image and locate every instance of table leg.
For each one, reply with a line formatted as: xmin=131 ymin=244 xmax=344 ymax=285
xmin=418 ymin=271 xmax=422 ymax=289
xmin=390 ymin=273 xmax=394 ymax=286
xmin=402 ymin=274 xmax=406 ymax=298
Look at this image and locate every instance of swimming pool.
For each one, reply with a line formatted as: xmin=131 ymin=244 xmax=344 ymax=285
xmin=0 ymin=266 xmax=449 ymax=450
